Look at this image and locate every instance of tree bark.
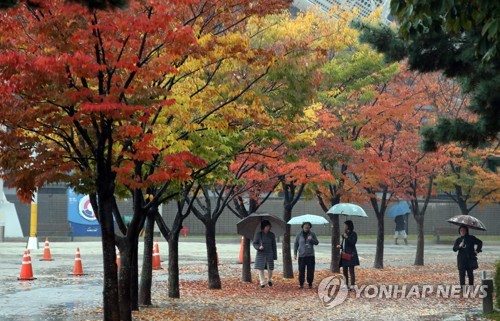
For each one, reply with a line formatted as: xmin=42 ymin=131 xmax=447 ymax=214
xmin=330 ymin=214 xmax=340 ymax=273
xmin=457 ymin=198 xmax=469 ymax=215
xmin=374 ymin=213 xmax=384 ymax=269
xmin=118 ymin=240 xmax=132 ymax=321
xmin=414 ymin=214 xmax=425 ymax=266
xmin=168 ymin=232 xmax=180 ymax=298
xmin=241 ymin=237 xmax=252 ymax=282
xmin=139 ymin=213 xmax=155 ymax=305
xmin=454 ymin=185 xmax=470 ymax=215
xmin=100 ymin=199 xmax=121 ymax=321
xmin=282 ymin=219 xmax=293 ymax=279
xmin=205 ymin=222 xmax=221 ymax=289
xmin=130 ymin=236 xmax=139 ymax=311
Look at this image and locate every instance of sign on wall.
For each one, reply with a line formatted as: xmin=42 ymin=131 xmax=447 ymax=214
xmin=67 ymin=189 xmax=101 ymax=236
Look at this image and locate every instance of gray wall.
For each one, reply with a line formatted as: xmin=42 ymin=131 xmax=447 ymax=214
xmin=174 ymin=197 xmax=500 ymax=237
xmin=5 ymin=185 xmax=499 ymax=237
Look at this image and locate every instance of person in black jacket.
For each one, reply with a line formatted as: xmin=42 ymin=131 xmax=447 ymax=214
xmin=253 ymin=220 xmax=277 ymax=288
xmin=394 ymin=215 xmax=408 ymax=245
xmin=452 ymin=225 xmax=482 ymax=288
xmin=337 ymin=220 xmax=359 ymax=290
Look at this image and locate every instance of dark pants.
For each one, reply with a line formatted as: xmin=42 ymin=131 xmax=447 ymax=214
xmin=343 ymin=266 xmax=355 ymax=286
xmin=298 ymin=256 xmax=315 ymax=286
xmin=459 ymin=268 xmax=474 ymax=286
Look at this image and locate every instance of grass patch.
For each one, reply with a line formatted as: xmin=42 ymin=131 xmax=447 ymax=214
xmin=484 ymin=310 xmax=500 ymax=321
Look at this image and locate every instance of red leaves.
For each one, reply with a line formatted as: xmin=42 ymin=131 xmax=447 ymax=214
xmin=133 ymin=263 xmax=492 ymax=320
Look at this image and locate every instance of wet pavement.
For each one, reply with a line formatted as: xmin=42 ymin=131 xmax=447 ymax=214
xmin=0 ymin=238 xmax=499 ymax=320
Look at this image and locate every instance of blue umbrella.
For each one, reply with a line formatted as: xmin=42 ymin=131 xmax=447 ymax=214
xmin=387 ymin=202 xmax=411 ymax=218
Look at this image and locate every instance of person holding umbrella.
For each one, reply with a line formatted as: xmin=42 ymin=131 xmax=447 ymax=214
xmin=337 ymin=220 xmax=359 ymax=290
xmin=388 ymin=201 xmax=410 ymax=245
xmin=294 ymin=222 xmax=319 ymax=289
xmin=253 ymin=220 xmax=277 ymax=288
xmin=394 ymin=215 xmax=408 ymax=245
xmin=453 ymin=225 xmax=483 ymax=289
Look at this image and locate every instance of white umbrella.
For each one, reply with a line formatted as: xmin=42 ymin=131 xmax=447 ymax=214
xmin=326 ymin=203 xmax=368 ymax=218
xmin=287 ymin=214 xmax=329 ymax=225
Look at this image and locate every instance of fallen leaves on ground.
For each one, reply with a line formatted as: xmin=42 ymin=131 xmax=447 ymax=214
xmin=128 ymin=263 xmax=496 ymax=321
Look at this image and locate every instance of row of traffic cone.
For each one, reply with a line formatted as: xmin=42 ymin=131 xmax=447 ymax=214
xmin=115 ymin=240 xmax=164 ymax=271
xmin=18 ymin=240 xmax=87 ymax=280
xmin=115 ymin=240 xmax=163 ymax=271
xmin=20 ymin=238 xmax=167 ymax=280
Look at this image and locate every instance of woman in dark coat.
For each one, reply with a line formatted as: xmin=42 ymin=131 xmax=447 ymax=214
xmin=253 ymin=220 xmax=277 ymax=288
xmin=337 ymin=220 xmax=359 ymax=290
xmin=453 ymin=225 xmax=482 ymax=287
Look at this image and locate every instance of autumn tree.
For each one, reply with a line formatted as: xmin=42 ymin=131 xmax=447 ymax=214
xmin=0 ymin=0 xmax=292 ymax=320
xmin=424 ymin=74 xmax=500 ymax=215
xmin=355 ymin=0 xmax=500 ymax=150
xmin=435 ymin=144 xmax=500 ymax=214
xmin=0 ymin=0 xmax=127 ymax=9
xmin=312 ymin=36 xmax=399 ymax=272
xmin=259 ymin=105 xmax=335 ymax=279
xmin=0 ymin=1 xmax=200 ymax=319
xmin=385 ymin=73 xmax=455 ymax=266
xmin=347 ymin=68 xmax=439 ymax=269
xmin=228 ymin=146 xmax=283 ymax=283
xmin=149 ymin=182 xmax=202 ymax=299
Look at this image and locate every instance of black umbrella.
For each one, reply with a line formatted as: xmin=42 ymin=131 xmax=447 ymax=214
xmin=447 ymin=214 xmax=486 ymax=231
xmin=236 ymin=213 xmax=286 ymax=240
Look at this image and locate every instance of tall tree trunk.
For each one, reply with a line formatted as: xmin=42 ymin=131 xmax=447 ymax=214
xmin=454 ymin=185 xmax=470 ymax=215
xmin=330 ymin=214 xmax=340 ymax=273
xmin=139 ymin=213 xmax=155 ymax=305
xmin=168 ymin=232 xmax=180 ymax=298
xmin=130 ymin=236 xmax=139 ymax=311
xmin=100 ymin=200 xmax=121 ymax=321
xmin=241 ymin=237 xmax=252 ymax=282
xmin=457 ymin=199 xmax=469 ymax=215
xmin=237 ymin=198 xmax=259 ymax=283
xmin=205 ymin=222 xmax=221 ymax=289
xmin=282 ymin=205 xmax=293 ymax=278
xmin=118 ymin=239 xmax=132 ymax=321
xmin=374 ymin=213 xmax=384 ymax=269
xmin=414 ymin=214 xmax=425 ymax=266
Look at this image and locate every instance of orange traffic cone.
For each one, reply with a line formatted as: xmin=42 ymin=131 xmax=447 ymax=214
xmin=154 ymin=240 xmax=164 ymax=262
xmin=18 ymin=250 xmax=36 ymax=280
xmin=116 ymin=250 xmax=120 ymax=270
xmin=40 ymin=237 xmax=54 ymax=261
xmin=69 ymin=247 xmax=87 ymax=276
xmin=152 ymin=242 xmax=162 ymax=270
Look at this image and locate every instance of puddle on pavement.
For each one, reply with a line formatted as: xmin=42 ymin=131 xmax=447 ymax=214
xmin=0 ymin=281 xmax=102 ymax=321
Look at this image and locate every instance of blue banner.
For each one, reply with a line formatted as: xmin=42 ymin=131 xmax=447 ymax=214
xmin=67 ymin=189 xmax=101 ymax=236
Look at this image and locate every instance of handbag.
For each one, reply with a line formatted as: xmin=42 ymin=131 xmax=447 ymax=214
xmin=341 ymin=252 xmax=352 ymax=261
xmin=340 ymin=237 xmax=352 ymax=261
xmin=470 ymin=256 xmax=479 ymax=270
